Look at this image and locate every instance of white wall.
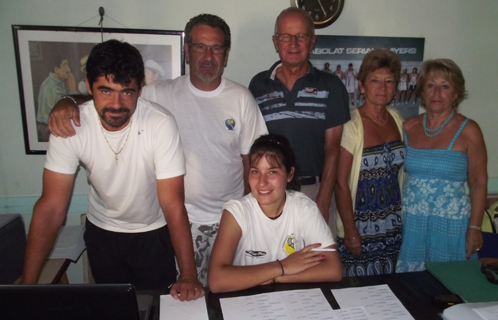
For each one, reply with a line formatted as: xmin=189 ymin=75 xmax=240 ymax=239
xmin=1 ymin=0 xmax=497 ymax=282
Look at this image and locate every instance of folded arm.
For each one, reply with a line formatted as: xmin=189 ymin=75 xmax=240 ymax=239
xmin=208 ymin=210 xmax=342 ymax=293
xmin=274 ymin=246 xmax=342 ymax=284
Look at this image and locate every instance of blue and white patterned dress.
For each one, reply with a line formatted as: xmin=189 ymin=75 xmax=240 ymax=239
xmin=396 ymin=119 xmax=476 ymax=273
xmin=338 ymin=140 xmax=405 ymax=276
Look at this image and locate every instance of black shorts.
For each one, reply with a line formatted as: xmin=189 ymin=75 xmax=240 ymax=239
xmin=84 ymin=219 xmax=177 ymax=290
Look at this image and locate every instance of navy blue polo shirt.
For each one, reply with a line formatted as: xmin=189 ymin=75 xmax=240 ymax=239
xmin=249 ymin=61 xmax=350 ymax=177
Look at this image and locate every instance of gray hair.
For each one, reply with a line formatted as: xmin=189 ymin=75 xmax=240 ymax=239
xmin=184 ymin=14 xmax=231 ymax=49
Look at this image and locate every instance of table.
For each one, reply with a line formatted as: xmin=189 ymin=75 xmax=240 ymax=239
xmin=148 ymin=270 xmax=452 ymax=320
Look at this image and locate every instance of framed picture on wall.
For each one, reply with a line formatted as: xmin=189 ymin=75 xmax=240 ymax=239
xmin=12 ymin=25 xmax=185 ymax=154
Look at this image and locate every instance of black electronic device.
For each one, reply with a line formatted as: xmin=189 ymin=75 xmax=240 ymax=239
xmin=0 ymin=214 xmax=26 ymax=284
xmin=431 ymin=293 xmax=464 ymax=307
xmin=0 ymin=283 xmax=152 ymax=320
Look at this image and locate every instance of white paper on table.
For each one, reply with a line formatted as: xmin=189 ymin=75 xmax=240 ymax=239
xmin=474 ymin=302 xmax=498 ymax=320
xmin=48 ymin=225 xmax=86 ymax=261
xmin=331 ymin=284 xmax=414 ymax=320
xmin=220 ymin=288 xmax=338 ymax=320
xmin=442 ymin=302 xmax=498 ymax=320
xmin=334 ymin=306 xmax=371 ymax=320
xmin=160 ymin=295 xmax=208 ymax=320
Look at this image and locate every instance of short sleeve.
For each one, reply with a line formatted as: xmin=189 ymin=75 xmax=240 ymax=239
xmin=150 ymin=108 xmax=185 ymax=180
xmin=222 ymin=198 xmax=247 ymax=233
xmin=299 ymin=196 xmax=335 ymax=248
xmin=292 ymin=192 xmax=335 ymax=247
xmin=239 ymin=93 xmax=268 ymax=155
xmin=45 ymin=135 xmax=80 ymax=174
xmin=325 ymin=75 xmax=350 ymax=129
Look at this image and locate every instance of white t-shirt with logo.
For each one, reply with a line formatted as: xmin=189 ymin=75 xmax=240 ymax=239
xmin=223 ymin=191 xmax=335 ymax=266
xmin=141 ymin=75 xmax=268 ymax=224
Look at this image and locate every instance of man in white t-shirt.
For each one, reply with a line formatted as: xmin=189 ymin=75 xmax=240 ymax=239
xmin=22 ymin=40 xmax=203 ymax=300
xmin=47 ymin=14 xmax=268 ymax=285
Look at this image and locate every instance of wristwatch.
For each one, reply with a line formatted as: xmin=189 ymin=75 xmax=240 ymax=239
xmin=293 ymin=0 xmax=345 ymax=29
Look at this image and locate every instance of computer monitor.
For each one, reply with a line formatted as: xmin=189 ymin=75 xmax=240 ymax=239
xmin=0 ymin=283 xmax=152 ymax=320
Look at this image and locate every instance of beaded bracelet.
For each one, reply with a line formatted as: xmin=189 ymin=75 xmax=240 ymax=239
xmin=468 ymin=225 xmax=481 ymax=231
xmin=276 ymin=259 xmax=285 ymax=276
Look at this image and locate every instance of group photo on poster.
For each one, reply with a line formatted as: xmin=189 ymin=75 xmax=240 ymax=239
xmin=310 ymin=35 xmax=425 ymax=120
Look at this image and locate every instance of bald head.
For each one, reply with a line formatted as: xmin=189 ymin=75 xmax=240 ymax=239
xmin=274 ymin=7 xmax=314 ymax=36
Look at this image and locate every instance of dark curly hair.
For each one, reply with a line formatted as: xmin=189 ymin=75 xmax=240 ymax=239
xmin=86 ymin=39 xmax=144 ymax=90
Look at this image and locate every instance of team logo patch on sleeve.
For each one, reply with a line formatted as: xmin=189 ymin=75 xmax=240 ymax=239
xmin=224 ymin=118 xmax=236 ymax=131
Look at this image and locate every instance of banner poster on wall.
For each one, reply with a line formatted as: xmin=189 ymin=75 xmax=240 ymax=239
xmin=310 ymin=35 xmax=425 ymax=120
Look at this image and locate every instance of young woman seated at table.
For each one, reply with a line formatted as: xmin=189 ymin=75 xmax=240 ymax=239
xmin=208 ymin=134 xmax=342 ymax=293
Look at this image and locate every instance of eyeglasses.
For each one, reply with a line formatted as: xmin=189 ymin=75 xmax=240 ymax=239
xmin=275 ymin=33 xmax=311 ymax=42
xmin=189 ymin=43 xmax=226 ymax=54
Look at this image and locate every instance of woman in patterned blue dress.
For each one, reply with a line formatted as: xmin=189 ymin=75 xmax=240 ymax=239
xmin=335 ymin=49 xmax=405 ymax=276
xmin=396 ymin=59 xmax=487 ymax=272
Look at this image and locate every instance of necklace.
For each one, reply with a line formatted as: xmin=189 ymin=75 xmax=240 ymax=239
xmin=423 ymin=110 xmax=454 ymax=137
xmin=364 ymin=108 xmax=388 ymax=126
xmin=98 ymin=117 xmax=132 ymax=165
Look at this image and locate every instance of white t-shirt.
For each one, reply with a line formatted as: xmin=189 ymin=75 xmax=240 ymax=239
xmin=223 ymin=191 xmax=335 ymax=266
xmin=141 ymin=75 xmax=268 ymax=224
xmin=45 ymin=98 xmax=185 ymax=233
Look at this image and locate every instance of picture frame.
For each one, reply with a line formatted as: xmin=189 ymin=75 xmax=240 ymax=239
xmin=12 ymin=25 xmax=185 ymax=154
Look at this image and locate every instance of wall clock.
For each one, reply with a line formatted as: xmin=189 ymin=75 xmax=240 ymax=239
xmin=292 ymin=0 xmax=345 ymax=29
